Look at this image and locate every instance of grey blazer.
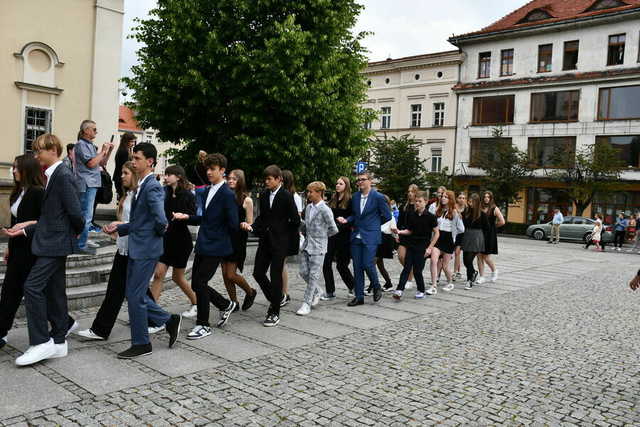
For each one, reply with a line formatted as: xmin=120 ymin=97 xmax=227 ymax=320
xmin=300 ymin=202 xmax=339 ymax=255
xmin=25 ymin=162 xmax=84 ymax=257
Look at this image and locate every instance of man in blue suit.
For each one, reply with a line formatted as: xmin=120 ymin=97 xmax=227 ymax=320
xmin=104 ymin=143 xmax=181 ymax=359
xmin=338 ymin=171 xmax=391 ymax=306
xmin=173 ymin=153 xmax=239 ymax=340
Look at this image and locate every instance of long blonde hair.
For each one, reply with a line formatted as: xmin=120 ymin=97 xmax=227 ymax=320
xmin=117 ymin=161 xmax=139 ymax=220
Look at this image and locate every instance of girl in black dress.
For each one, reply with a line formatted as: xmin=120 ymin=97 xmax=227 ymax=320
xmin=0 ymin=154 xmax=45 ymax=348
xmin=222 ymin=169 xmax=258 ymax=311
xmin=113 ymin=132 xmax=135 ymax=201
xmin=453 ymin=192 xmax=467 ymax=281
xmin=397 ymin=184 xmax=419 ymax=288
xmin=149 ymin=165 xmax=198 ymax=317
xmin=477 ymin=191 xmax=505 ymax=284
xmin=462 ymin=193 xmax=490 ymax=290
xmin=322 ymin=176 xmax=355 ymax=298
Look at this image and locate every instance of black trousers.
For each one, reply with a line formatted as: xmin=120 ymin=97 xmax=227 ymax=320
xmin=23 ymin=256 xmax=68 ymax=345
xmin=91 ymin=252 xmax=128 ymax=338
xmin=252 ymin=244 xmax=285 ymax=316
xmin=614 ymin=230 xmax=626 ymax=248
xmin=397 ymin=245 xmax=426 ymax=292
xmin=463 ymin=251 xmax=478 ymax=281
xmin=192 ymin=254 xmax=230 ymax=327
xmin=0 ymin=251 xmax=36 ymax=338
xmin=322 ymin=235 xmax=354 ymax=294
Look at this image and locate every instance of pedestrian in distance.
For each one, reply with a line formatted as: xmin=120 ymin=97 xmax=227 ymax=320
xmin=614 ymin=212 xmax=628 ymax=251
xmin=548 ymin=208 xmax=563 ymax=245
xmin=248 ymin=165 xmax=301 ymax=326
xmin=280 ymin=169 xmax=303 ymax=307
xmin=149 ymin=165 xmax=198 ymax=318
xmin=296 ymin=181 xmax=339 ymax=316
xmin=322 ymin=176 xmax=356 ymax=300
xmin=337 ymin=170 xmax=391 ymax=306
xmin=103 ymin=143 xmax=182 ymax=359
xmin=431 ymin=190 xmax=465 ymax=293
xmin=172 ymin=154 xmax=239 ymax=340
xmin=222 ymin=169 xmax=258 ymax=311
xmin=5 ymin=134 xmax=84 ymax=366
xmin=477 ymin=190 xmax=505 ymax=284
xmin=586 ymin=213 xmax=604 ymax=252
xmin=391 ymin=191 xmax=439 ymax=300
xmin=462 ymin=193 xmax=490 ymax=290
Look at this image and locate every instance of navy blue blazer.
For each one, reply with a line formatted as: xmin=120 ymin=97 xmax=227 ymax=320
xmin=346 ymin=189 xmax=391 ymax=246
xmin=117 ymin=174 xmax=168 ymax=260
xmin=188 ymin=182 xmax=238 ymax=257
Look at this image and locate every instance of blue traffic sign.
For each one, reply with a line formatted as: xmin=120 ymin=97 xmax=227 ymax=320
xmin=356 ymin=161 xmax=368 ymax=174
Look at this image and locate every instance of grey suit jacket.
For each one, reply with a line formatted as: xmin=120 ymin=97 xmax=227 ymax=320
xmin=25 ymin=162 xmax=84 ymax=257
xmin=301 ymin=202 xmax=339 ymax=255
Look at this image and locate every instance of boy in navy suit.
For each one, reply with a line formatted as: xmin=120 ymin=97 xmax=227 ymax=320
xmin=173 ymin=153 xmax=238 ymax=340
xmin=104 ymin=143 xmax=181 ymax=359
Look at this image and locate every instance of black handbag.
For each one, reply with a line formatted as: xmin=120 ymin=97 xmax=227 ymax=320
xmin=96 ymin=167 xmax=113 ymax=204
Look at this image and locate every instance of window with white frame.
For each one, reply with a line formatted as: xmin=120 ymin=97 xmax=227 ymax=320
xmin=24 ymin=107 xmax=51 ymax=152
xmin=433 ymin=102 xmax=445 ymax=127
xmin=430 ymin=147 xmax=442 ymax=172
xmin=410 ymin=104 xmax=422 ymax=128
xmin=380 ymin=106 xmax=391 ymax=129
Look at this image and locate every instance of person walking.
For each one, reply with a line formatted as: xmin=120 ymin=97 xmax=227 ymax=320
xmin=5 ymin=134 xmax=84 ymax=366
xmin=322 ymin=176 xmax=355 ymax=299
xmin=73 ymin=120 xmax=113 ymax=254
xmin=391 ymin=191 xmax=439 ymax=300
xmin=222 ymin=169 xmax=258 ymax=311
xmin=280 ymin=170 xmax=303 ymax=307
xmin=462 ymin=193 xmax=490 ymax=290
xmin=248 ymin=165 xmax=301 ymax=326
xmin=113 ymin=132 xmax=136 ymax=201
xmin=337 ymin=171 xmax=391 ymax=306
xmin=371 ymin=194 xmax=395 ymax=293
xmin=477 ymin=191 xmax=505 ymax=284
xmin=149 ymin=165 xmax=198 ymax=318
xmin=172 ymin=154 xmax=239 ymax=339
xmin=397 ymin=184 xmax=419 ymax=289
xmin=453 ymin=192 xmax=467 ymax=281
xmin=548 ymin=208 xmax=563 ymax=245
xmin=587 ymin=213 xmax=604 ymax=252
xmin=614 ymin=213 xmax=628 ymax=251
xmin=431 ymin=190 xmax=465 ymax=293
xmin=0 ymin=154 xmax=45 ymax=350
xmin=103 ymin=143 xmax=181 ymax=359
xmin=296 ymin=181 xmax=339 ymax=315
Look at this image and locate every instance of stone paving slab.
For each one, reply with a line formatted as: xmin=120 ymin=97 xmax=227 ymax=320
xmin=278 ymin=315 xmax=356 ymax=339
xmin=184 ymin=331 xmax=277 ymax=362
xmin=226 ymin=319 xmax=320 ymax=349
xmin=306 ymin=306 xmax=390 ymax=329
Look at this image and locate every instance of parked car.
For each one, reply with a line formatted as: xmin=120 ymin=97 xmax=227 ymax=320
xmin=526 ymin=216 xmax=614 ymax=243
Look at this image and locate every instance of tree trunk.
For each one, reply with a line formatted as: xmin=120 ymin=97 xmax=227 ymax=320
xmin=574 ymin=202 xmax=589 ymax=217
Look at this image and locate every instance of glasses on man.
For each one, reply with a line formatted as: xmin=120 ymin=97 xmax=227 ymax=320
xmin=357 ymin=178 xmax=369 ymax=182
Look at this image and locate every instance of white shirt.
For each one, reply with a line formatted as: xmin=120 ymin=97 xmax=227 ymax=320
xmin=269 ymin=185 xmax=282 ymax=208
xmin=10 ymin=190 xmax=25 ymax=217
xmin=360 ymin=192 xmax=369 ymax=213
xmin=309 ymin=200 xmax=324 ymax=223
xmin=437 ymin=212 xmax=453 ymax=232
xmin=44 ymin=160 xmax=63 ymax=189
xmin=294 ymin=193 xmax=303 ymax=214
xmin=205 ymin=181 xmax=224 ymax=209
xmin=116 ymin=192 xmax=133 ymax=256
xmin=136 ymin=172 xmax=155 ymax=198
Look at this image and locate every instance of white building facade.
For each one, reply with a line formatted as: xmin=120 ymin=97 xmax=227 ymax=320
xmin=362 ymin=51 xmax=463 ymax=175
xmin=450 ymin=0 xmax=640 ymax=224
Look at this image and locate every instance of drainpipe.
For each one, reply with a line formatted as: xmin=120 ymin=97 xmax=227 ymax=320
xmin=452 ymin=57 xmax=461 ymax=189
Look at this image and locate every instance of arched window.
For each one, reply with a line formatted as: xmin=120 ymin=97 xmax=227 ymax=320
xmin=585 ymin=0 xmax=627 ymax=12
xmin=14 ymin=42 xmax=63 ymax=89
xmin=518 ymin=9 xmax=553 ymax=24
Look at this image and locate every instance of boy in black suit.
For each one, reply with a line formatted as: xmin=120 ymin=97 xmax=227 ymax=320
xmin=248 ymin=165 xmax=300 ymax=327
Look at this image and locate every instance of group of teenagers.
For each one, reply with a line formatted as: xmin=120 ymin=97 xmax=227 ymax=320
xmin=0 ymin=127 xmax=505 ymax=366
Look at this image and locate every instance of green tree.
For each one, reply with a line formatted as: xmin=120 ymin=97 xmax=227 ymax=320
xmin=123 ymin=0 xmax=375 ymax=185
xmin=478 ymin=127 xmax=534 ymax=221
xmin=550 ymin=141 xmax=625 ymax=216
xmin=367 ymin=134 xmax=429 ymax=202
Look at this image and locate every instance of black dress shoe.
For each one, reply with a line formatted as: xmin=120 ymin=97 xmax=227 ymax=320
xmin=165 ymin=314 xmax=182 ymax=348
xmin=242 ymin=289 xmax=257 ymax=311
xmin=347 ymin=298 xmax=364 ymax=307
xmin=117 ymin=344 xmax=152 ymax=359
xmin=373 ymin=287 xmax=382 ymax=302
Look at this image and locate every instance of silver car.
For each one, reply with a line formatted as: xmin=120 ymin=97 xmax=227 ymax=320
xmin=526 ymin=216 xmax=614 ymax=243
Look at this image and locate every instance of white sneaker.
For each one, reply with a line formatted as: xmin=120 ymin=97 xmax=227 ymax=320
xmin=51 ymin=341 xmax=68 ymax=359
xmin=476 ymin=276 xmax=486 ymax=285
xmin=415 ymin=292 xmax=425 ymax=299
xmin=148 ymin=325 xmax=165 ymax=334
xmin=490 ymin=270 xmax=498 ymax=283
xmin=186 ymin=325 xmax=211 ymax=340
xmin=66 ymin=320 xmax=79 ymax=338
xmin=453 ymin=272 xmax=462 ymax=281
xmin=75 ymin=328 xmax=106 ymax=341
xmin=392 ymin=290 xmax=403 ymax=300
xmin=16 ymin=339 xmax=56 ymax=366
xmin=464 ymin=281 xmax=473 ymax=290
xmin=405 ymin=281 xmax=414 ymax=289
xmin=443 ymin=283 xmax=455 ymax=292
xmin=296 ymin=303 xmax=311 ymax=316
xmin=181 ymin=305 xmax=198 ymax=318
xmin=426 ymin=286 xmax=437 ymax=295
xmin=311 ymin=292 xmax=321 ymax=307
xmin=86 ymin=240 xmax=100 ymax=248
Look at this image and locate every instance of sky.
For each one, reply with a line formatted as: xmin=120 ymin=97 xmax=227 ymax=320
xmin=121 ymin=0 xmax=527 ymax=81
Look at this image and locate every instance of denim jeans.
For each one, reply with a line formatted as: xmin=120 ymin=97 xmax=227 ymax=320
xmin=77 ymin=187 xmax=98 ymax=250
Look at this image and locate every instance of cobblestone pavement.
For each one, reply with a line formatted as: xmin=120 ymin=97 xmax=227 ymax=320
xmin=2 ymin=237 xmax=640 ymax=426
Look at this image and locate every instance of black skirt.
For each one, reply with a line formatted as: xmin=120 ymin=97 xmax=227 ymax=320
xmin=159 ymin=230 xmax=193 ymax=269
xmin=454 ymin=232 xmax=465 ymax=247
xmin=435 ymin=230 xmax=455 ymax=254
xmin=376 ymin=233 xmax=394 ymax=259
xmin=224 ymin=230 xmax=248 ymax=272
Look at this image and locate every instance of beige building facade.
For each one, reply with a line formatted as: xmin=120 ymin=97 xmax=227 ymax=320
xmin=363 ymin=51 xmax=463 ymax=175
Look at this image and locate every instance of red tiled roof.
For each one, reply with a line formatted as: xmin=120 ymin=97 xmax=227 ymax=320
xmin=367 ymin=50 xmax=460 ymax=67
xmin=451 ymin=0 xmax=640 ymax=40
xmin=118 ymin=105 xmax=142 ymax=132
xmin=453 ymin=66 xmax=640 ymax=91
